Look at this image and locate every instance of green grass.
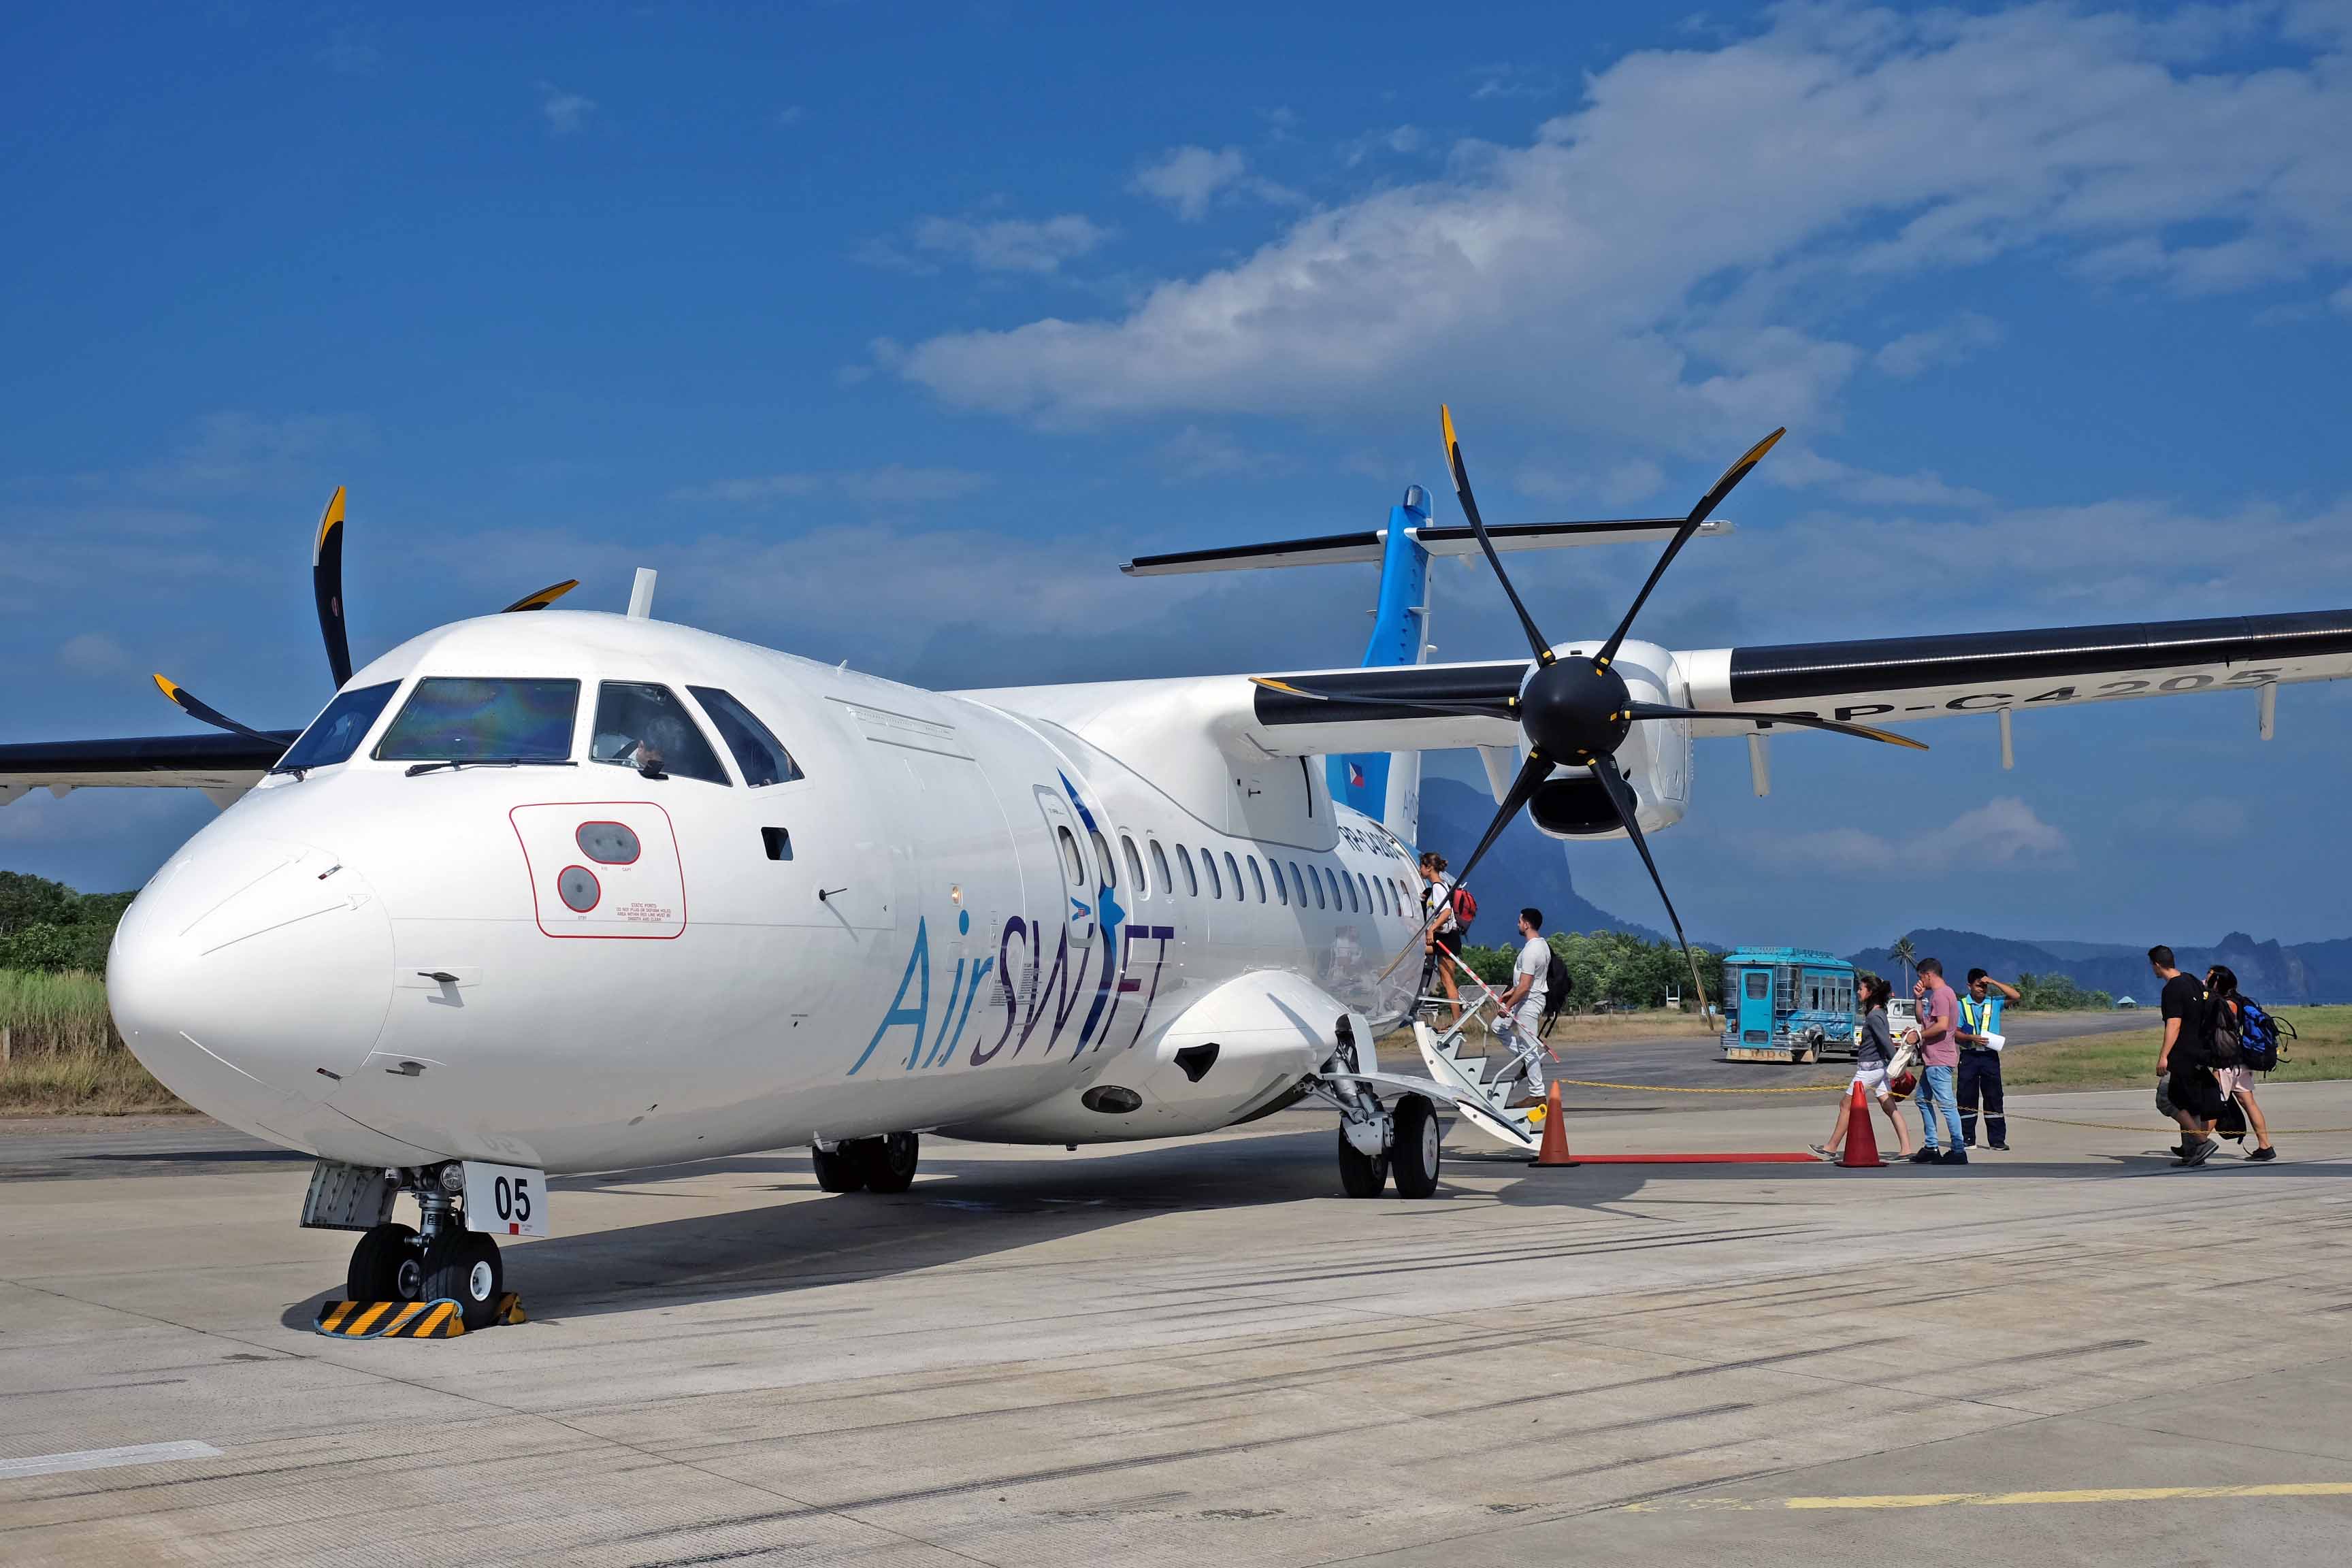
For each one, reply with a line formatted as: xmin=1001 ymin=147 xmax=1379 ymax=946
xmin=0 ymin=968 xmax=185 ymax=1115
xmin=2000 ymin=1006 xmax=2352 ymax=1090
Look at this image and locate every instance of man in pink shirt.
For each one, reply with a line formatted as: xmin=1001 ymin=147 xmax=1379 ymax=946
xmin=1910 ymin=958 xmax=1968 ymax=1165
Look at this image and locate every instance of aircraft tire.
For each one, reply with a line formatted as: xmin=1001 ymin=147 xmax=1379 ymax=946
xmin=811 ymin=1143 xmax=866 ymax=1193
xmin=1389 ymin=1094 xmax=1441 ymax=1199
xmin=346 ymin=1222 xmax=421 ymax=1303
xmin=854 ymin=1132 xmax=921 ymax=1194
xmin=1337 ymin=1126 xmax=1388 ymax=1198
xmin=420 ymin=1230 xmax=504 ymax=1330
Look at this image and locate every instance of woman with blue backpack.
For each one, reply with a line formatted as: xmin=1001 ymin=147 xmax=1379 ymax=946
xmin=2205 ymin=966 xmax=2279 ymax=1162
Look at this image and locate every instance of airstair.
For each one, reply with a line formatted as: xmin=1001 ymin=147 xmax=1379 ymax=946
xmin=1412 ymin=1002 xmax=1541 ymax=1154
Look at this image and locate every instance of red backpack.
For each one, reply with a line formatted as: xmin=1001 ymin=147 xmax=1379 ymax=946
xmin=1449 ymin=885 xmax=1477 ymax=932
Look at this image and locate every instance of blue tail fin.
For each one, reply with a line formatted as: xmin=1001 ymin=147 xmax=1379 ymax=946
xmin=1326 ymin=486 xmax=1431 ymax=845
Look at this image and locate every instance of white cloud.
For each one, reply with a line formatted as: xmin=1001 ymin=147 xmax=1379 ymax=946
xmin=1765 ymin=447 xmax=1993 ymax=508
xmin=1339 ymin=125 xmax=1425 ymax=168
xmin=152 ymin=412 xmax=374 ymax=491
xmin=1155 ymin=426 xmax=1279 ymax=480
xmin=1757 ymin=797 xmax=2070 ymax=875
xmin=671 ymin=467 xmax=992 ymax=508
xmin=1874 ymin=314 xmax=2006 ymax=378
xmin=895 ymin=5 xmax=2352 ymax=441
xmin=1132 ymin=146 xmax=1249 ymax=221
xmin=1515 ymin=458 xmax=1665 ymax=508
xmin=905 ymin=214 xmax=1109 ymax=274
xmin=58 ymin=632 xmax=131 ymax=676
xmin=538 ymin=82 xmax=595 ymax=137
xmin=774 ymin=105 xmax=805 ymax=127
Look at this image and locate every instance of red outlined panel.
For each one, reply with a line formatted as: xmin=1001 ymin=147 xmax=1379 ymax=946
xmin=510 ymin=802 xmax=687 ymax=939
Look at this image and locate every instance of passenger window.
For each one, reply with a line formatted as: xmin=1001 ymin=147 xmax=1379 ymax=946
xmin=1347 ymin=872 xmax=1362 ymax=914
xmin=1311 ymin=867 xmax=1326 ymax=910
xmin=1247 ymin=856 xmax=1266 ymax=902
xmin=278 ymin=681 xmax=398 ymax=773
xmin=375 ymin=677 xmax=578 ymax=763
xmin=1224 ymin=853 xmax=1243 ymax=902
xmin=591 ymin=682 xmax=729 ymax=784
xmin=1090 ymin=828 xmax=1115 ymax=887
xmin=1122 ymin=835 xmax=1147 ymax=897
xmin=1056 ymin=826 xmax=1084 ymax=884
xmin=1272 ymin=858 xmax=1288 ymax=905
xmin=1377 ymin=877 xmax=1392 ymax=916
xmin=1150 ymin=838 xmax=1173 ymax=896
xmin=687 ymin=687 xmax=803 ymax=786
xmin=1289 ymin=862 xmax=1307 ymax=906
xmin=1177 ymin=845 xmax=1199 ymax=896
xmin=1745 ymin=970 xmax=1769 ymax=1000
xmin=1203 ymin=850 xmax=1222 ymax=899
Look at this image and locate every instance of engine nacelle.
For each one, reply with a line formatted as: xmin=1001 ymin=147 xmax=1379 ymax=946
xmin=1525 ymin=638 xmax=1691 ymax=840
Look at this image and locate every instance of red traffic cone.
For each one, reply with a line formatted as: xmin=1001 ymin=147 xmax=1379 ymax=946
xmin=1838 ymin=1079 xmax=1885 ymax=1168
xmin=1529 ymin=1081 xmax=1578 ymax=1167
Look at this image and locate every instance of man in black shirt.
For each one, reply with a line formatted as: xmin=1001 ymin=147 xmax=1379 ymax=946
xmin=2153 ymin=945 xmax=2222 ymax=1166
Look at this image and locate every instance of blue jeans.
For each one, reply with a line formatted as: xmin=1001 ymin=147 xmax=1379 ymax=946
xmin=1916 ymin=1064 xmax=1962 ymax=1150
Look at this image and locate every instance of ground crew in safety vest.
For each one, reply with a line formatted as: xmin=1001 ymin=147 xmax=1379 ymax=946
xmin=1957 ymin=970 xmax=2021 ymax=1149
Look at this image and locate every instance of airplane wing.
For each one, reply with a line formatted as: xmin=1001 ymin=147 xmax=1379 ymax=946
xmin=0 ymin=732 xmax=296 ymax=809
xmin=1676 ymin=608 xmax=2352 ymax=729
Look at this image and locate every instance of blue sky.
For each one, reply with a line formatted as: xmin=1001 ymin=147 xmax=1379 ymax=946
xmin=5 ymin=1 xmax=2351 ymax=954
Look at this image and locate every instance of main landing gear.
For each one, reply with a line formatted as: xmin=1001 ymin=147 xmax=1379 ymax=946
xmin=1316 ymin=1024 xmax=1442 ymax=1200
xmin=811 ymin=1131 xmax=921 ymax=1194
xmin=344 ymin=1165 xmax=506 ymax=1330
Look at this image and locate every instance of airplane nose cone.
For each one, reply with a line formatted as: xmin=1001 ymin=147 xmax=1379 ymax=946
xmin=109 ymin=838 xmax=394 ymax=1115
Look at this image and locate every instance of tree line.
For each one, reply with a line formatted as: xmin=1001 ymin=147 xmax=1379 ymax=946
xmin=0 ymin=871 xmax=133 ymax=974
xmin=1457 ymin=930 xmax=1727 ymax=1011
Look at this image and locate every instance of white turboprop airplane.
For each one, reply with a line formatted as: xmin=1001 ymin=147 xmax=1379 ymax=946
xmin=5 ymin=412 xmax=2348 ymax=1328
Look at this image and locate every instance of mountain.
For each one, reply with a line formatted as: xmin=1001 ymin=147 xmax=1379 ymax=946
xmin=1415 ymin=777 xmax=1661 ymax=943
xmin=1846 ymin=928 xmax=2352 ymax=1004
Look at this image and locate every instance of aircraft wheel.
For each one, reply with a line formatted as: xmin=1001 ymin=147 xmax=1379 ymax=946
xmin=346 ymin=1222 xmax=421 ymax=1303
xmin=853 ymin=1132 xmax=920 ymax=1194
xmin=419 ymin=1230 xmax=504 ymax=1330
xmin=1390 ymin=1094 xmax=1441 ymax=1199
xmin=811 ymin=1143 xmax=865 ymax=1193
xmin=1337 ymin=1126 xmax=1388 ymax=1198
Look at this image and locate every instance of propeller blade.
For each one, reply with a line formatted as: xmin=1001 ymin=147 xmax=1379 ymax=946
xmin=1377 ymin=748 xmax=1554 ymax=983
xmin=152 ymin=674 xmax=285 ymax=746
xmin=1441 ymin=405 xmax=1554 ymax=666
xmin=1590 ymin=761 xmax=1711 ymax=1023
xmin=312 ymin=486 xmax=353 ymax=689
xmin=1592 ymin=427 xmax=1784 ymax=670
xmin=502 ymin=580 xmax=579 ymax=613
xmin=1623 ymin=700 xmax=1928 ymax=751
xmin=1249 ymin=676 xmax=1516 ymax=722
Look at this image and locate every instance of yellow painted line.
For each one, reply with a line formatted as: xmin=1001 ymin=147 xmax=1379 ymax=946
xmin=419 ymin=1302 xmax=457 ymax=1337
xmin=1633 ymin=1482 xmax=2352 ymax=1513
xmin=345 ymin=1301 xmax=393 ymax=1336
xmin=318 ymin=1301 xmax=355 ymax=1333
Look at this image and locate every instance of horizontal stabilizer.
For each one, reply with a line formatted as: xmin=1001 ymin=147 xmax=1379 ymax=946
xmin=1121 ymin=517 xmax=1731 ymax=576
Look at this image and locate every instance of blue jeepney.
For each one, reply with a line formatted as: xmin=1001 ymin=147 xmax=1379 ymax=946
xmin=1720 ymin=947 xmax=1859 ymax=1063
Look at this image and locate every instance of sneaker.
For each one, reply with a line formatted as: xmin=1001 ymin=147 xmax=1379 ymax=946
xmin=1989 ymin=1142 xmax=2010 ymax=1152
xmin=2249 ymin=1146 xmax=2278 ymax=1163
xmin=1809 ymin=1143 xmax=1837 ymax=1162
xmin=1940 ymin=1148 xmax=1970 ymax=1166
xmin=1504 ymin=1094 xmax=1545 ymax=1110
xmin=1909 ymin=1147 xmax=1942 ymax=1164
xmin=2178 ymin=1139 xmax=2217 ymax=1168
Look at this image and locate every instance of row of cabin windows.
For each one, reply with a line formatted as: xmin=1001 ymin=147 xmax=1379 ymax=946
xmin=1051 ymin=826 xmax=1414 ymax=918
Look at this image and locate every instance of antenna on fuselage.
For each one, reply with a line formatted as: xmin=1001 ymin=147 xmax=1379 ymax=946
xmin=626 ymin=568 xmax=657 ymax=619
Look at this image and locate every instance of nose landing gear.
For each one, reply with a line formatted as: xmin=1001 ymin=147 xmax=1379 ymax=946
xmin=809 ymin=1132 xmax=921 ymax=1194
xmin=337 ymin=1166 xmax=510 ymax=1330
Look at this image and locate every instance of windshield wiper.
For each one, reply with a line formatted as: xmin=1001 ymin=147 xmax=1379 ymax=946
xmin=267 ymin=763 xmax=310 ymax=780
xmin=404 ymin=758 xmax=578 ymax=777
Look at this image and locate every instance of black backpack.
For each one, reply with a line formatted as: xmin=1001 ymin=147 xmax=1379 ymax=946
xmin=1539 ymin=949 xmax=1575 ymax=1037
xmin=2206 ymin=994 xmax=2245 ymax=1071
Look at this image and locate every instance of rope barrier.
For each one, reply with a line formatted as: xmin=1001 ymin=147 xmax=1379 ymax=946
xmin=1550 ymin=1077 xmax=1842 ymax=1095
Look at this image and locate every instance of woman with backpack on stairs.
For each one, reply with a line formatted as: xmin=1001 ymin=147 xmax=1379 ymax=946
xmin=2206 ymin=964 xmax=2279 ymax=1162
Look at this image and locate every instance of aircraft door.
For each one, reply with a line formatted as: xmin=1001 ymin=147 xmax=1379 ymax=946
xmin=1735 ymin=966 xmax=1774 ymax=1047
xmin=1032 ymin=784 xmax=1100 ymax=945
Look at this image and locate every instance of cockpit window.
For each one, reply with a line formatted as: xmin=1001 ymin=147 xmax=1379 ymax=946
xmin=687 ymin=687 xmax=803 ymax=787
xmin=590 ymin=682 xmax=730 ymax=785
xmin=374 ymin=678 xmax=578 ymax=763
xmin=276 ymin=681 xmax=398 ymax=773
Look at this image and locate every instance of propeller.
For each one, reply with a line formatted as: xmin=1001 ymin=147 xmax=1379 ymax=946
xmin=149 ymin=489 xmax=585 ymax=748
xmin=1380 ymin=408 xmax=1930 ymax=1019
xmin=502 ymin=580 xmax=580 ymax=613
xmin=151 ymin=675 xmax=285 ymax=746
xmin=312 ymin=486 xmax=352 ymax=689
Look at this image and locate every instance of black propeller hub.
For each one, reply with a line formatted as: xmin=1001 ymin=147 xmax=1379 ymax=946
xmin=1518 ymin=657 xmax=1632 ymax=764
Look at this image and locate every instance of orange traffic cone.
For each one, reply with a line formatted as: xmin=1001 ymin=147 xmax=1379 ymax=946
xmin=1838 ymin=1079 xmax=1884 ymax=1168
xmin=1529 ymin=1081 xmax=1578 ymax=1167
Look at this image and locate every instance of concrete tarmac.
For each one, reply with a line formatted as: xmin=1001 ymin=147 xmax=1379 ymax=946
xmin=5 ymin=1079 xmax=2350 ymax=1567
